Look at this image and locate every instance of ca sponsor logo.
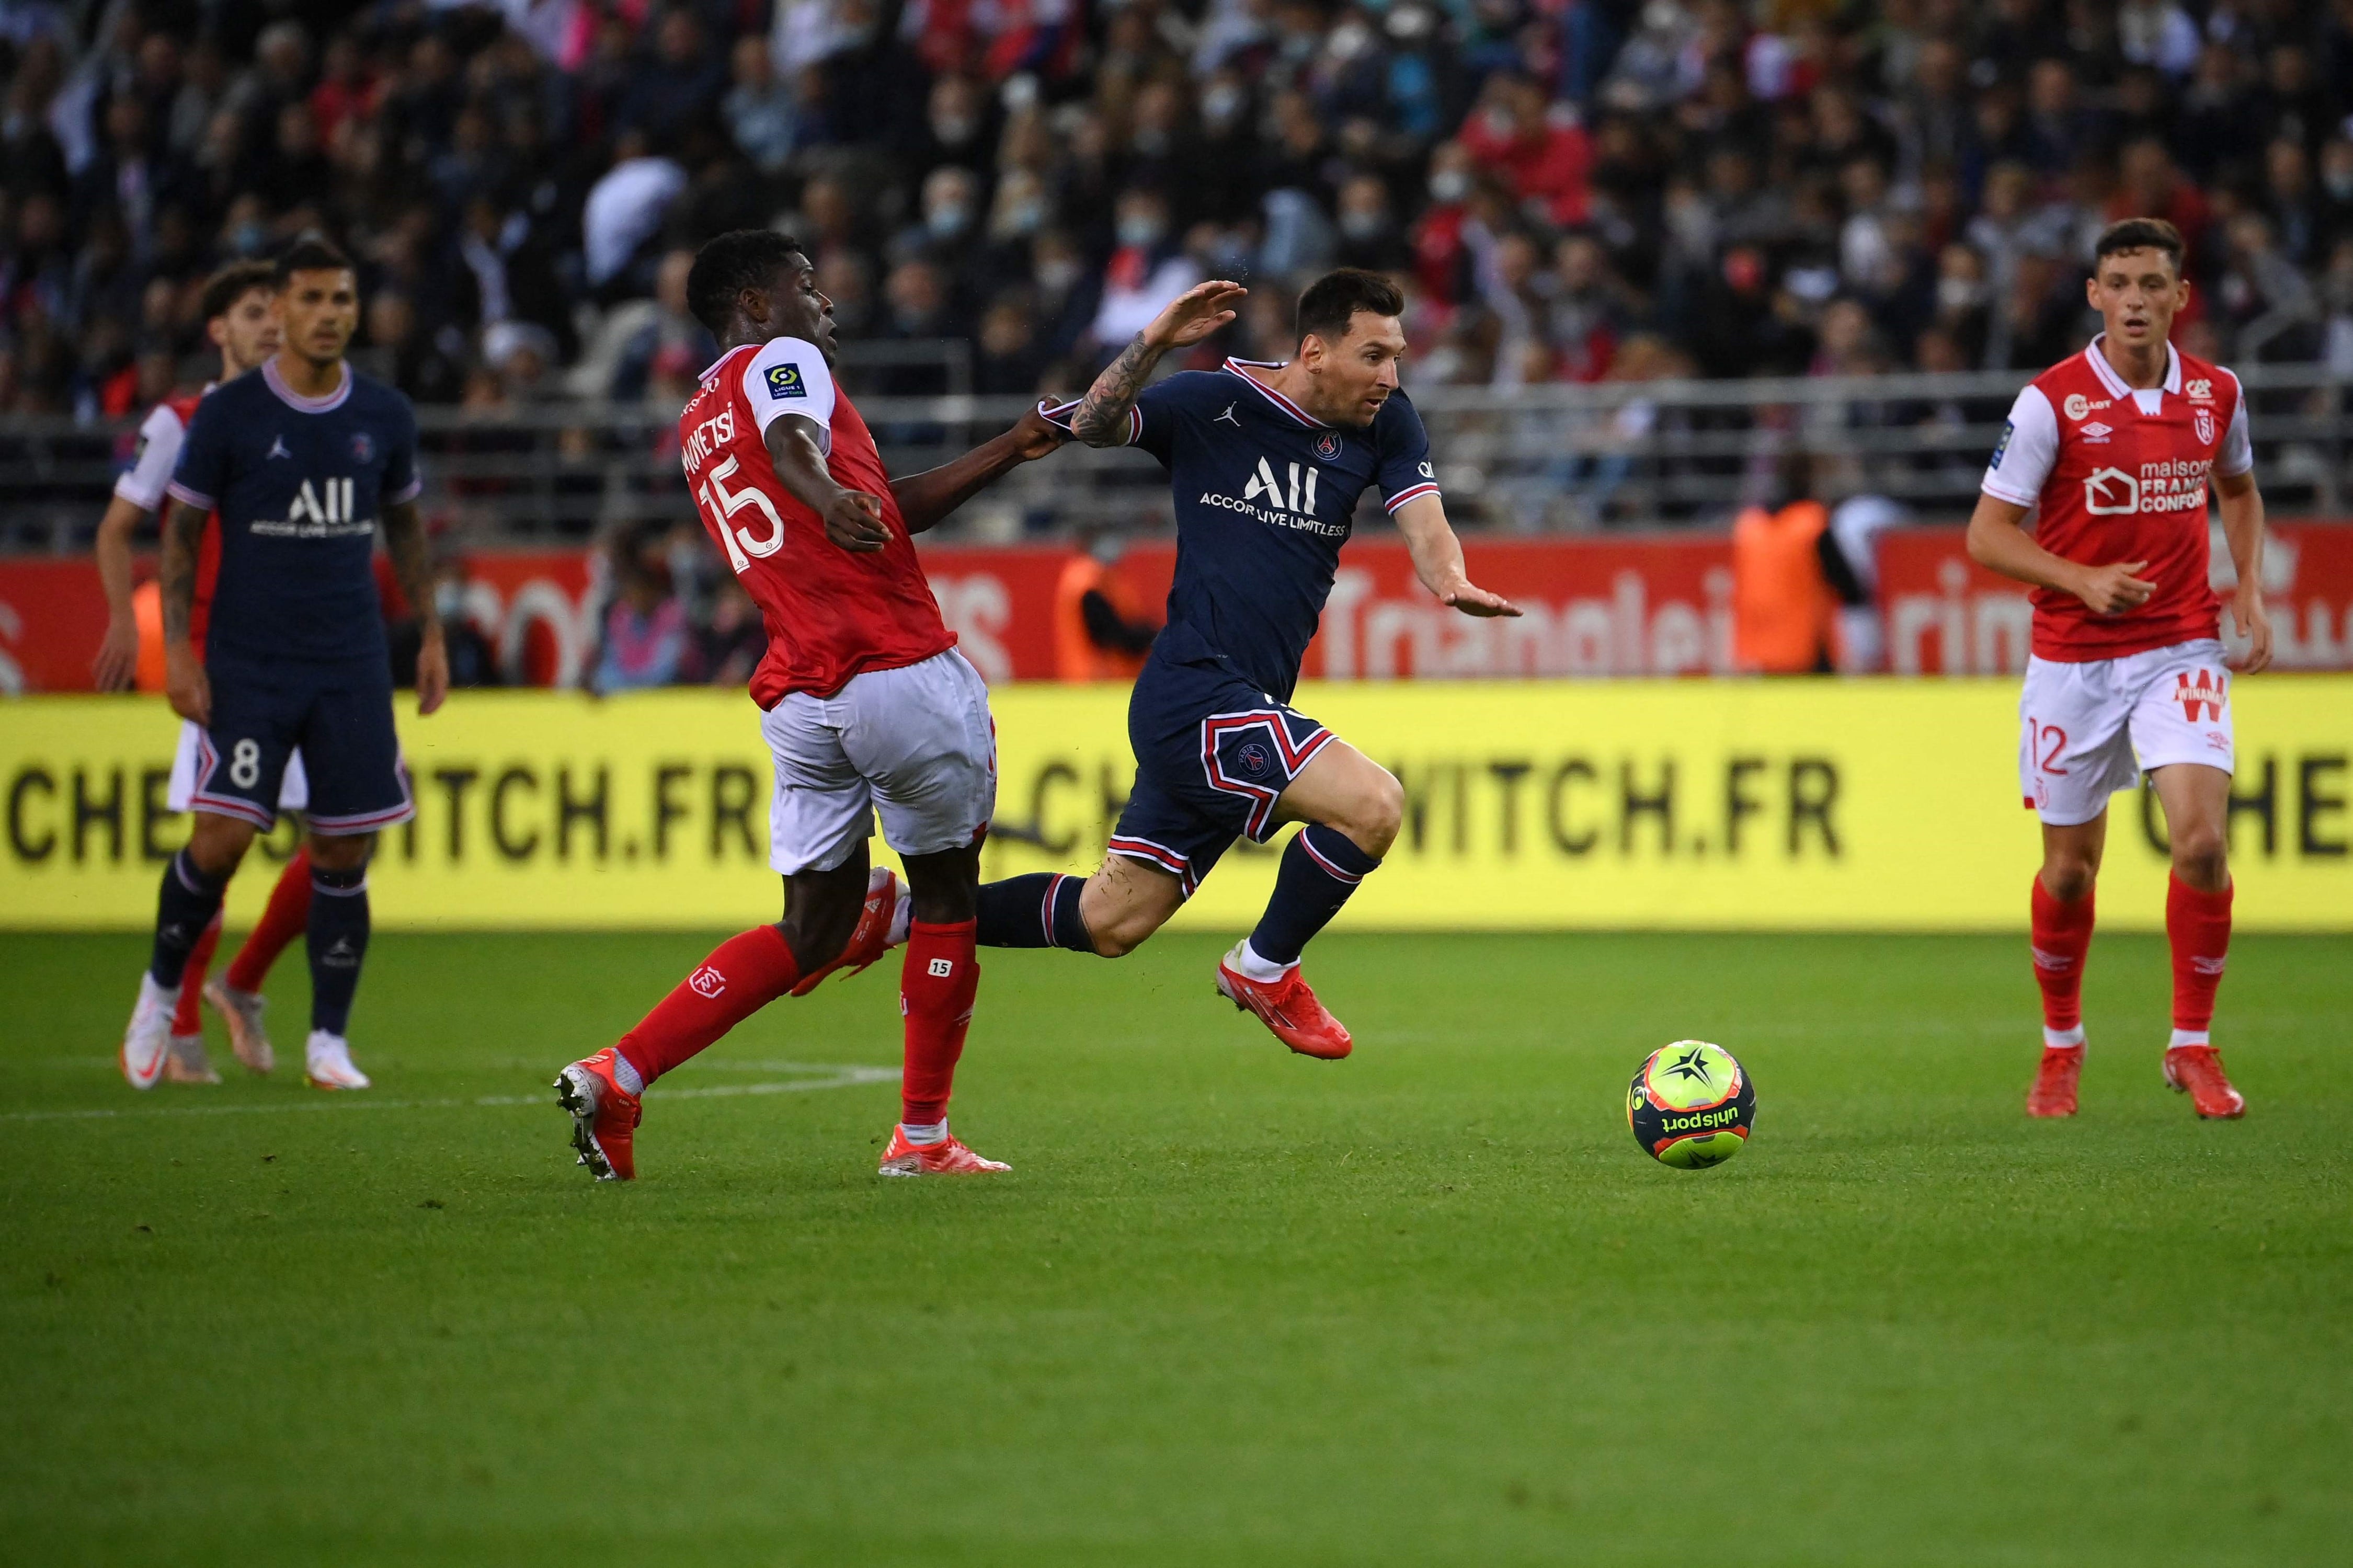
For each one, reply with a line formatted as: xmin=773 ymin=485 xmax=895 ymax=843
xmin=2063 ymin=393 xmax=2090 ymax=419
xmin=2083 ymin=466 xmax=2139 ymax=514
xmin=689 ymin=965 xmax=726 ymax=998
xmin=2186 ymin=378 xmax=2212 ymax=401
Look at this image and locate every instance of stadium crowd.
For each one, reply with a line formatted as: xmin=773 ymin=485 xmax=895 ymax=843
xmin=4 ymin=0 xmax=2353 ymax=423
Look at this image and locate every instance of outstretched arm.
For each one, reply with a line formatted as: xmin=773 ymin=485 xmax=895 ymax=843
xmin=763 ymin=414 xmax=892 ymax=554
xmin=1393 ymin=493 xmax=1518 ymax=617
xmin=890 ymin=406 xmax=1068 ymax=534
xmin=382 ymin=497 xmax=448 ymax=715
xmin=1964 ymin=492 xmax=2154 ymax=615
xmin=158 ymin=498 xmax=211 ymax=723
xmin=1068 ymin=280 xmax=1247 ymax=447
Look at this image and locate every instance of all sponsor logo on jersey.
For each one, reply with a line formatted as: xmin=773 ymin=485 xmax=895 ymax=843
xmin=765 ymin=363 xmax=807 ymax=399
xmin=1202 ymin=454 xmax=1347 ymax=536
xmin=252 ymin=476 xmax=372 ymax=537
xmin=2194 ymin=407 xmax=2214 ymax=444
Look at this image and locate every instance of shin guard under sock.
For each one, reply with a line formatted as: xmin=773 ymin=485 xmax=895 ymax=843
xmin=306 ymin=862 xmax=370 ymax=1035
xmin=1248 ymin=825 xmax=1381 ymax=969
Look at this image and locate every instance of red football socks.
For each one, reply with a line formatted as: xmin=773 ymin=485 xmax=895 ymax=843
xmin=2029 ymin=877 xmax=2095 ymax=1032
xmin=616 ymin=924 xmax=802 ymax=1086
xmin=898 ymin=920 xmax=979 ymax=1127
xmin=2167 ymin=874 xmax=2233 ymax=1033
xmin=224 ymin=846 xmax=313 ymax=993
xmin=173 ymin=911 xmax=223 ymax=1034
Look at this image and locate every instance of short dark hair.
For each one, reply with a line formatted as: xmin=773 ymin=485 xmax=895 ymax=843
xmin=199 ymin=260 xmax=276 ymax=322
xmin=1296 ymin=268 xmax=1406 ymax=348
xmin=2093 ymin=218 xmax=2185 ymax=274
xmin=688 ymin=230 xmax=806 ymax=336
xmin=272 ymin=237 xmax=355 ymax=285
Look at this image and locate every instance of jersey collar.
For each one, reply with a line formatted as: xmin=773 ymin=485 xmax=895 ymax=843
xmin=262 ymin=356 xmax=351 ymax=413
xmin=2083 ymin=334 xmax=2180 ymax=401
xmin=1222 ymin=357 xmax=1326 ymax=430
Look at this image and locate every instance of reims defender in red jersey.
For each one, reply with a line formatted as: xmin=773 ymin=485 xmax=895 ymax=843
xmin=554 ymin=230 xmax=1066 ymax=1181
xmin=1966 ymin=219 xmax=2275 ymax=1121
xmin=90 ymin=261 xmax=318 ymax=1087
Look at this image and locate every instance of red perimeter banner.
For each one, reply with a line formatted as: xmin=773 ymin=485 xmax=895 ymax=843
xmin=6 ymin=527 xmax=2349 ymax=691
xmin=1878 ymin=522 xmax=2353 ymax=674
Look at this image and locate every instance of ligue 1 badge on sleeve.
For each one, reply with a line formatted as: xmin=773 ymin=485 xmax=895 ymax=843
xmin=767 ymin=363 xmax=807 ymax=399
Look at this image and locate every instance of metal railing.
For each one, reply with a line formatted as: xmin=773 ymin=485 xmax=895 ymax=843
xmin=4 ymin=363 xmax=2346 ymax=552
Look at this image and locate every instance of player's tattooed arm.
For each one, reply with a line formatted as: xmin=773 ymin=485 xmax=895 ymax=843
xmin=1393 ymin=493 xmax=1520 ymax=618
xmin=383 ymin=497 xmax=451 ymax=715
xmin=890 ymin=406 xmax=1068 ymax=533
xmin=764 ymin=414 xmax=891 ymax=553
xmin=158 ymin=497 xmax=212 ymax=723
xmin=1069 ymin=280 xmax=1248 ymax=447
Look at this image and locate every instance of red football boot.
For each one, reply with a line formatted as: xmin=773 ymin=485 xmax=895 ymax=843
xmin=554 ymin=1048 xmax=644 ymax=1181
xmin=876 ymin=1124 xmax=1010 ymax=1176
xmin=1214 ymin=945 xmax=1352 ymax=1060
xmin=788 ymin=866 xmax=901 ymax=997
xmin=2164 ymin=1044 xmax=2246 ymax=1120
xmin=2026 ymin=1045 xmax=2083 ymax=1118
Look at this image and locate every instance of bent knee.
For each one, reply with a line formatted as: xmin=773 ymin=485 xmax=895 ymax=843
xmin=1335 ymin=769 xmax=1404 ymax=857
xmin=2039 ymin=858 xmax=2099 ymax=901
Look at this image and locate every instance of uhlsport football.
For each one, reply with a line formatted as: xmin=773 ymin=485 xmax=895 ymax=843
xmin=1627 ymin=1040 xmax=1755 ymax=1169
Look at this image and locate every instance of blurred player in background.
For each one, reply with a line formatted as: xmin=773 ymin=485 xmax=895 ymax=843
xmin=553 ymin=230 xmax=1066 ymax=1181
xmin=118 ymin=239 xmax=446 ymax=1092
xmin=92 ymin=261 xmax=319 ymax=1084
xmin=964 ymin=270 xmax=1516 ymax=1060
xmin=1966 ymin=218 xmax=2273 ymax=1121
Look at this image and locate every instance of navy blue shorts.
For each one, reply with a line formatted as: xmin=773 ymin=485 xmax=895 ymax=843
xmin=193 ymin=654 xmax=413 ymax=835
xmin=1109 ymin=655 xmax=1333 ymax=896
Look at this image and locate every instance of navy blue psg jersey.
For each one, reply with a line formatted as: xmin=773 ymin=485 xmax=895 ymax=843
xmin=1067 ymin=357 xmax=1440 ymax=700
xmin=166 ymin=358 xmax=420 ymax=666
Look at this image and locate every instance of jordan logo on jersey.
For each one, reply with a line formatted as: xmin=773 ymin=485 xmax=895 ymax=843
xmin=2171 ymin=669 xmax=2226 ymax=723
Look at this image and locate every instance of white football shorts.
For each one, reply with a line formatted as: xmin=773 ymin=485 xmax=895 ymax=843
xmin=760 ymin=648 xmax=996 ymax=875
xmin=2018 ymin=638 xmax=2235 ymax=826
xmin=168 ymin=718 xmax=310 ymax=815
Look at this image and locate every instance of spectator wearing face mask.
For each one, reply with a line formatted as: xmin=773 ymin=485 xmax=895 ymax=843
xmin=1085 ymin=189 xmax=1201 ymax=358
xmin=1334 ymin=174 xmax=1410 ymax=273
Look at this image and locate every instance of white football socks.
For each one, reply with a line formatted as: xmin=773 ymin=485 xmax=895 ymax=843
xmin=2043 ymin=1025 xmax=2085 ymax=1050
xmin=2169 ymin=1028 xmax=2211 ymax=1049
xmin=899 ymin=1121 xmax=946 ymax=1146
xmin=610 ymin=1051 xmax=645 ymax=1095
xmin=1230 ymin=940 xmax=1294 ymax=983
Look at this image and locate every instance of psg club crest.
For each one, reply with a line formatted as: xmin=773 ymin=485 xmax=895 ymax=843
xmin=350 ymin=431 xmax=374 ymax=463
xmin=1236 ymin=741 xmax=1273 ymax=778
xmin=2194 ymin=407 xmax=2215 ymax=445
xmin=1315 ymin=432 xmax=1341 ymax=462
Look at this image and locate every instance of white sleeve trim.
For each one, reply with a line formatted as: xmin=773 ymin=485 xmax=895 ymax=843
xmin=1980 ymin=384 xmax=2056 ymax=507
xmin=740 ymin=337 xmax=836 ymax=454
xmin=2214 ymin=370 xmax=2253 ymax=477
xmin=112 ymin=404 xmax=185 ymax=511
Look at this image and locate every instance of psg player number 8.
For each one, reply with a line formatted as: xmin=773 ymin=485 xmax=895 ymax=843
xmin=695 ymin=454 xmax=787 ymax=574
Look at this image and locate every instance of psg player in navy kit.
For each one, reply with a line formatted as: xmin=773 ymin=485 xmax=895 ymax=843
xmin=969 ymin=270 xmax=1517 ymax=1057
xmin=118 ymin=240 xmax=447 ymax=1092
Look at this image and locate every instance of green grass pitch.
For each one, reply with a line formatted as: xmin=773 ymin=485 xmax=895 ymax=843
xmin=3 ymin=929 xmax=2347 ymax=1565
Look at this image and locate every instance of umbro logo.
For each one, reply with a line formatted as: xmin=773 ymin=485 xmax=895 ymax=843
xmin=1213 ymin=403 xmax=1239 ymax=426
xmin=266 ymin=436 xmax=292 ymax=460
xmin=2081 ymin=422 xmax=2112 ymax=442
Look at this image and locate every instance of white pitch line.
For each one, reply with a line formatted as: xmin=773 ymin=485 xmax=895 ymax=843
xmin=0 ymin=1065 xmax=900 ymax=1123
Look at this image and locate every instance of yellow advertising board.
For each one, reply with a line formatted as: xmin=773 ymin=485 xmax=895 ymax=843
xmin=3 ymin=680 xmax=2348 ymax=931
